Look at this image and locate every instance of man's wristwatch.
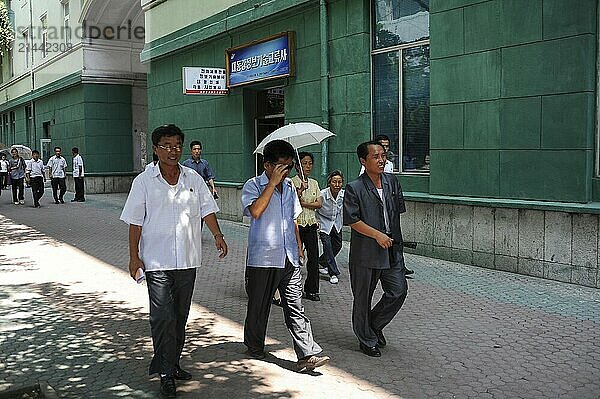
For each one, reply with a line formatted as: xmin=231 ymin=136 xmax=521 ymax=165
xmin=213 ymin=233 xmax=224 ymax=239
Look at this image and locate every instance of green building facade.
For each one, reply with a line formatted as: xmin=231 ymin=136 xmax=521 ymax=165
xmin=144 ymin=0 xmax=598 ymax=287
xmin=0 ymin=0 xmax=146 ymax=192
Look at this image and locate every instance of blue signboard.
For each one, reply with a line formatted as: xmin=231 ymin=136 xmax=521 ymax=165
xmin=226 ymin=33 xmax=295 ymax=87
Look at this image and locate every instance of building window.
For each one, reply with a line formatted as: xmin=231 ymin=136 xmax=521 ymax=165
xmin=40 ymin=13 xmax=48 ymax=58
xmin=25 ymin=104 xmax=33 ymax=144
xmin=9 ymin=111 xmax=15 ymax=143
xmin=62 ymin=1 xmax=70 ymax=45
xmin=22 ymin=28 xmax=29 ymax=68
xmin=372 ymin=0 xmax=430 ymax=173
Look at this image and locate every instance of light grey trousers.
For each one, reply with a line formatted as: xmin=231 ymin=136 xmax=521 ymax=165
xmin=244 ymin=260 xmax=322 ymax=360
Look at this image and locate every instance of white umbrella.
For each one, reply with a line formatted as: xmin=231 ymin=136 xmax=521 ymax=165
xmin=253 ymin=122 xmax=335 ymax=180
xmin=10 ymin=145 xmax=32 ymax=160
xmin=254 ymin=122 xmax=335 ymax=155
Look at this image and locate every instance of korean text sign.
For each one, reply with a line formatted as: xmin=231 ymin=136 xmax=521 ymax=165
xmin=226 ymin=33 xmax=295 ymax=88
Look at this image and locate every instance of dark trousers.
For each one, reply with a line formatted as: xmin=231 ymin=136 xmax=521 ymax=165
xmin=11 ymin=178 xmax=24 ymax=202
xmin=0 ymin=172 xmax=7 ymax=188
xmin=51 ymin=177 xmax=66 ymax=201
xmin=30 ymin=177 xmax=44 ymax=206
xmin=349 ymin=248 xmax=408 ymax=347
xmin=146 ymin=268 xmax=196 ymax=376
xmin=74 ymin=177 xmax=85 ymax=200
xmin=244 ymin=260 xmax=322 ymax=360
xmin=299 ymin=224 xmax=319 ymax=294
xmin=318 ymin=229 xmax=342 ymax=277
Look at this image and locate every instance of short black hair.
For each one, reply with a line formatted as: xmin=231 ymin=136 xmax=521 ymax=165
xmin=152 ymin=124 xmax=184 ymax=146
xmin=297 ymin=151 xmax=313 ymax=162
xmin=357 ymin=140 xmax=384 ymax=161
xmin=263 ymin=140 xmax=295 ymax=164
xmin=375 ymin=134 xmax=390 ymax=142
xmin=152 ymin=152 xmax=159 ymax=162
xmin=72 ymin=147 xmax=79 ymax=154
xmin=189 ymin=140 xmax=202 ymax=149
xmin=54 ymin=146 xmax=61 ymax=151
xmin=32 ymin=149 xmax=40 ymax=155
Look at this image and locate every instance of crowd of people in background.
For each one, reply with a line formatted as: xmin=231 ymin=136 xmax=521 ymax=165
xmin=0 ymin=146 xmax=86 ymax=207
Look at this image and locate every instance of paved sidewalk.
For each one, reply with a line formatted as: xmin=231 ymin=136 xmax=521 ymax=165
xmin=0 ymin=190 xmax=599 ymax=398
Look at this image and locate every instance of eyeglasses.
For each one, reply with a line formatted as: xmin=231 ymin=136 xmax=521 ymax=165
xmin=157 ymin=144 xmax=183 ymax=152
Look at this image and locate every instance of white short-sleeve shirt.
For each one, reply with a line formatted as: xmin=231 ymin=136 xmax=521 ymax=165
xmin=72 ymin=154 xmax=84 ymax=177
xmin=120 ymin=163 xmax=219 ymax=271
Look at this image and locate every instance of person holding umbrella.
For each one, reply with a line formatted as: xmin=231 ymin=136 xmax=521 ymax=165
xmin=291 ymin=152 xmax=323 ymax=301
xmin=242 ymin=139 xmax=329 ymax=371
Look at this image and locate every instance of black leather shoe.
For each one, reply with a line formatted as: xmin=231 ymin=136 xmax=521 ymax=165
xmin=247 ymin=348 xmax=266 ymax=359
xmin=174 ymin=365 xmax=192 ymax=380
xmin=160 ymin=376 xmax=176 ymax=398
xmin=271 ymin=298 xmax=282 ymax=307
xmin=359 ymin=342 xmax=381 ymax=357
xmin=405 ymin=268 xmax=414 ymax=275
xmin=303 ymin=292 xmax=320 ymax=301
xmin=374 ymin=329 xmax=386 ymax=347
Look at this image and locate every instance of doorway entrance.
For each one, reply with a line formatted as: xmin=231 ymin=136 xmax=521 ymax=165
xmin=255 ymin=88 xmax=285 ymax=175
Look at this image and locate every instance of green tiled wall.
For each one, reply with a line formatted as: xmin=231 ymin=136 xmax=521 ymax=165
xmin=430 ymin=0 xmax=597 ymax=202
xmin=35 ymin=85 xmax=86 ymax=158
xmin=34 ymin=84 xmax=133 ymax=173
xmin=146 ymin=0 xmax=371 ymax=185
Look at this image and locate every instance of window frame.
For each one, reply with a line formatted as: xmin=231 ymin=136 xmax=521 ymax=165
xmin=40 ymin=13 xmax=48 ymax=58
xmin=62 ymin=1 xmax=71 ymax=45
xmin=370 ymin=0 xmax=430 ymax=175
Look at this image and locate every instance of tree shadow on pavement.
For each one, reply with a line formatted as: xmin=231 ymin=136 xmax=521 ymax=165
xmin=0 ymin=282 xmax=295 ymax=399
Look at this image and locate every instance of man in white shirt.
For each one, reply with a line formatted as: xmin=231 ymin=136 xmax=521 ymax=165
xmin=47 ymin=146 xmax=68 ymax=204
xmin=0 ymin=153 xmax=9 ymax=190
xmin=71 ymin=147 xmax=85 ymax=202
xmin=120 ymin=124 xmax=228 ymax=399
xmin=25 ymin=149 xmax=46 ymax=208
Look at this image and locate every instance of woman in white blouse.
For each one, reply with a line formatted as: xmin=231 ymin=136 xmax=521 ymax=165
xmin=316 ymin=170 xmax=345 ymax=284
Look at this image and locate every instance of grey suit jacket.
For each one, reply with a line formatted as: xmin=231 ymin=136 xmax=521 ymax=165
xmin=343 ymin=172 xmax=406 ymax=269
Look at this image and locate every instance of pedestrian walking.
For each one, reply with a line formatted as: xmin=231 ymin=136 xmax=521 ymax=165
xmin=241 ymin=139 xmax=330 ymax=371
xmin=0 ymin=153 xmax=9 ymax=190
xmin=71 ymin=147 xmax=85 ymax=202
xmin=120 ymin=124 xmax=228 ymax=399
xmin=183 ymin=140 xmax=218 ymax=198
xmin=291 ymin=152 xmax=322 ymax=301
xmin=316 ymin=170 xmax=345 ymax=284
xmin=47 ymin=147 xmax=67 ymax=204
xmin=8 ymin=148 xmax=25 ymax=205
xmin=25 ymin=150 xmax=45 ymax=208
xmin=343 ymin=140 xmax=409 ymax=358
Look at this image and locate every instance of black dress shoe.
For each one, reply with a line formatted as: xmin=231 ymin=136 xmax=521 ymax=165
xmin=303 ymin=292 xmax=320 ymax=301
xmin=271 ymin=298 xmax=282 ymax=307
xmin=359 ymin=342 xmax=381 ymax=357
xmin=374 ymin=329 xmax=386 ymax=347
xmin=247 ymin=348 xmax=266 ymax=359
xmin=174 ymin=365 xmax=192 ymax=380
xmin=54 ymin=200 xmax=60 ymax=204
xmin=405 ymin=268 xmax=414 ymax=275
xmin=160 ymin=376 xmax=176 ymax=398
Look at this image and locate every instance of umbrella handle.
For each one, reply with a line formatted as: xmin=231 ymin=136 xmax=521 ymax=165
xmin=295 ymin=148 xmax=306 ymax=181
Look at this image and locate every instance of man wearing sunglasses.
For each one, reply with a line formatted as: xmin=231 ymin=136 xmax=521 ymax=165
xmin=241 ymin=139 xmax=330 ymax=371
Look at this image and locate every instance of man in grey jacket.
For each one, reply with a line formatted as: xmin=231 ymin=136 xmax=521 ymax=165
xmin=343 ymin=140 xmax=409 ymax=357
